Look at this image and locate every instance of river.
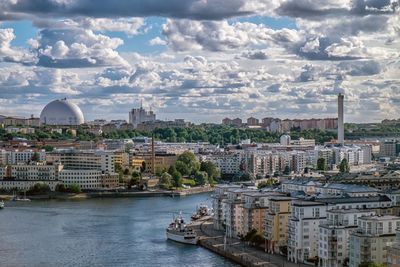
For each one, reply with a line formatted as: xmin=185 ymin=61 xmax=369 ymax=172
xmin=0 ymin=194 xmax=238 ymax=267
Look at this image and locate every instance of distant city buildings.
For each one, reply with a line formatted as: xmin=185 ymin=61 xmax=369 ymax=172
xmin=222 ymin=116 xmax=338 ymax=132
xmin=129 ymin=105 xmax=156 ymax=128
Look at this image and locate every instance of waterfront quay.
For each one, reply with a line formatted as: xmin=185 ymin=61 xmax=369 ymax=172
xmin=190 ymin=218 xmax=308 ymax=267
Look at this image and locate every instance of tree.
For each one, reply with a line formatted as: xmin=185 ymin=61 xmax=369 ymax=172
xmin=177 ymin=151 xmax=200 ymax=174
xmin=131 ymin=171 xmax=141 ymax=186
xmin=194 ymin=171 xmax=209 ymax=185
xmin=317 ymin=157 xmax=327 ymax=171
xmin=172 ymin=171 xmax=183 ymax=188
xmin=140 ymin=161 xmax=147 ymax=173
xmin=27 ymin=183 xmax=51 ymax=195
xmin=69 ymin=184 xmax=81 ymax=193
xmin=43 ymin=145 xmax=54 ymax=152
xmin=159 ymin=172 xmax=173 ymax=189
xmin=175 ymin=160 xmax=191 ymax=176
xmin=168 ymin=165 xmax=177 ymax=175
xmin=123 ymin=168 xmax=130 ymax=175
xmin=339 ymin=158 xmax=350 ymax=173
xmin=200 ymin=161 xmax=220 ymax=181
xmin=31 ymin=152 xmax=40 ymax=162
xmin=283 ymin=165 xmax=291 ymax=175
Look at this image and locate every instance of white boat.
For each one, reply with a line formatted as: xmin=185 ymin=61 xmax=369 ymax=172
xmin=12 ymin=191 xmax=31 ymax=202
xmin=0 ymin=200 xmax=4 ymax=209
xmin=191 ymin=204 xmax=211 ymax=221
xmin=166 ymin=213 xmax=198 ymax=245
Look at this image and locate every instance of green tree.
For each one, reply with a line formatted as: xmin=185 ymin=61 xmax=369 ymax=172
xmin=69 ymin=184 xmax=81 ymax=193
xmin=140 ymin=161 xmax=147 ymax=173
xmin=339 ymin=158 xmax=350 ymax=173
xmin=194 ymin=171 xmax=209 ymax=185
xmin=177 ymin=151 xmax=200 ymax=174
xmin=172 ymin=171 xmax=183 ymax=188
xmin=159 ymin=172 xmax=173 ymax=189
xmin=200 ymin=161 xmax=220 ymax=181
xmin=42 ymin=145 xmax=54 ymax=152
xmin=283 ymin=165 xmax=291 ymax=175
xmin=317 ymin=157 xmax=327 ymax=171
xmin=26 ymin=183 xmax=51 ymax=195
xmin=131 ymin=171 xmax=141 ymax=186
xmin=31 ymin=152 xmax=40 ymax=162
xmin=175 ymin=160 xmax=190 ymax=176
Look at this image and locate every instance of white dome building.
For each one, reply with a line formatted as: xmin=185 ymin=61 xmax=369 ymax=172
xmin=40 ymin=99 xmax=84 ymax=126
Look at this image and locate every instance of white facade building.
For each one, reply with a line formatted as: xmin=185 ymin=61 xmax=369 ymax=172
xmin=319 ymin=209 xmax=376 ymax=267
xmin=288 ymin=200 xmax=327 ymax=263
xmin=349 ymin=215 xmax=400 ymax=267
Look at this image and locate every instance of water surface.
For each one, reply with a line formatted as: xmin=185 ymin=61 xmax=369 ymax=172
xmin=0 ymin=194 xmax=237 ymax=267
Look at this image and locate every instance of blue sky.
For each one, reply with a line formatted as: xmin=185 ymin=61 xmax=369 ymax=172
xmin=0 ymin=0 xmax=398 ymax=123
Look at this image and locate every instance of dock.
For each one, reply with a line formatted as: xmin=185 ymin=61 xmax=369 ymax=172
xmin=189 ymin=217 xmax=310 ymax=267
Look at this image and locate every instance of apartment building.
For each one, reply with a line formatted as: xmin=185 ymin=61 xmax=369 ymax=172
xmin=47 ymin=149 xmax=115 ymax=173
xmin=265 ymin=196 xmax=292 ymax=254
xmin=0 ymin=149 xmax=46 ymax=164
xmin=212 ymin=184 xmax=241 ymax=230
xmin=0 ymin=162 xmax=64 ymax=191
xmin=349 ymin=215 xmax=400 ymax=267
xmin=223 ymin=188 xmax=257 ymax=237
xmin=288 ymin=200 xmax=327 ymax=263
xmin=318 ymin=209 xmax=376 ymax=267
xmin=388 ymin=229 xmax=400 ymax=266
xmin=241 ymin=192 xmax=270 ymax=236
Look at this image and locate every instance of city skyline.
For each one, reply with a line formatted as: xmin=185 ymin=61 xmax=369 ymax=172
xmin=0 ymin=1 xmax=399 ymax=123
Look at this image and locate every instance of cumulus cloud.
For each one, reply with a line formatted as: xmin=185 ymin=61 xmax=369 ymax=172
xmin=33 ymin=28 xmax=129 ymax=68
xmin=0 ymin=0 xmax=263 ymax=21
xmin=149 ymin=37 xmax=167 ymax=46
xmin=0 ymin=28 xmax=35 ymax=63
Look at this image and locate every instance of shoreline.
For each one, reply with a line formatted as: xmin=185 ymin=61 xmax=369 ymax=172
xmin=0 ymin=186 xmax=214 ymax=201
xmin=190 ymin=218 xmax=309 ymax=267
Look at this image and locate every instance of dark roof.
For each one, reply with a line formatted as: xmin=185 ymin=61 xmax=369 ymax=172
xmin=316 ymin=195 xmax=391 ymax=204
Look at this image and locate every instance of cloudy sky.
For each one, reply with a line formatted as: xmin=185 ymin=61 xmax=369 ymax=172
xmin=0 ymin=0 xmax=399 ymax=123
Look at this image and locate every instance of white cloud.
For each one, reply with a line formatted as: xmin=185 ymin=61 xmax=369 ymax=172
xmin=149 ymin=37 xmax=167 ymax=46
xmin=0 ymin=28 xmax=35 ymax=63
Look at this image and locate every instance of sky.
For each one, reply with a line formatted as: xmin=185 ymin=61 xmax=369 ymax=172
xmin=0 ymin=0 xmax=399 ymax=123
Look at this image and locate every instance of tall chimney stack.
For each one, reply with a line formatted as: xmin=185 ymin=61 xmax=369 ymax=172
xmin=338 ymin=93 xmax=344 ymax=146
xmin=151 ymin=133 xmax=155 ymax=175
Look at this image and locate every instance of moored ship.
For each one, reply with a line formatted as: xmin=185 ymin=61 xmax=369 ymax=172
xmin=166 ymin=213 xmax=198 ymax=245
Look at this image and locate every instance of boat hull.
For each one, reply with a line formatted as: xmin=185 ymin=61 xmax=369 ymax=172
xmin=166 ymin=231 xmax=198 ymax=245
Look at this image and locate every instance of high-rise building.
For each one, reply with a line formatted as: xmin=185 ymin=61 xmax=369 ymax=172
xmin=338 ymin=94 xmax=344 ymax=145
xmin=129 ymin=105 xmax=156 ymax=128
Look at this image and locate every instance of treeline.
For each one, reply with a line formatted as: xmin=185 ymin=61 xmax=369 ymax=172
xmin=1 ymin=124 xmax=341 ymax=145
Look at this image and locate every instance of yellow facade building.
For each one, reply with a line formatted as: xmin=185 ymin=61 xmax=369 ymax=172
xmin=265 ymin=196 xmax=292 ymax=254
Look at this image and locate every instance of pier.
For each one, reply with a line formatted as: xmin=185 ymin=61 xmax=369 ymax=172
xmin=189 ymin=217 xmax=309 ymax=267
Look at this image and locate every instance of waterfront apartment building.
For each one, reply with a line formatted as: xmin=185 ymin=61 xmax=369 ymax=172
xmin=212 ymin=184 xmax=241 ymax=230
xmin=241 ymin=192 xmax=270 ymax=236
xmin=349 ymin=215 xmax=400 ymax=267
xmin=0 ymin=162 xmax=63 ymax=191
xmin=265 ymin=196 xmax=292 ymax=254
xmin=59 ymin=169 xmax=103 ymax=189
xmin=287 ymin=200 xmax=327 ymax=263
xmin=47 ymin=149 xmax=115 ymax=174
xmin=0 ymin=149 xmax=46 ymax=165
xmin=318 ymin=209 xmax=376 ymax=267
xmin=0 ymin=162 xmax=63 ymax=181
xmin=388 ymin=229 xmax=400 ymax=266
xmin=223 ymin=188 xmax=257 ymax=238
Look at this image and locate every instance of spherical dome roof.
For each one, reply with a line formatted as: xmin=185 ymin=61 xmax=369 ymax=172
xmin=40 ymin=99 xmax=84 ymax=125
